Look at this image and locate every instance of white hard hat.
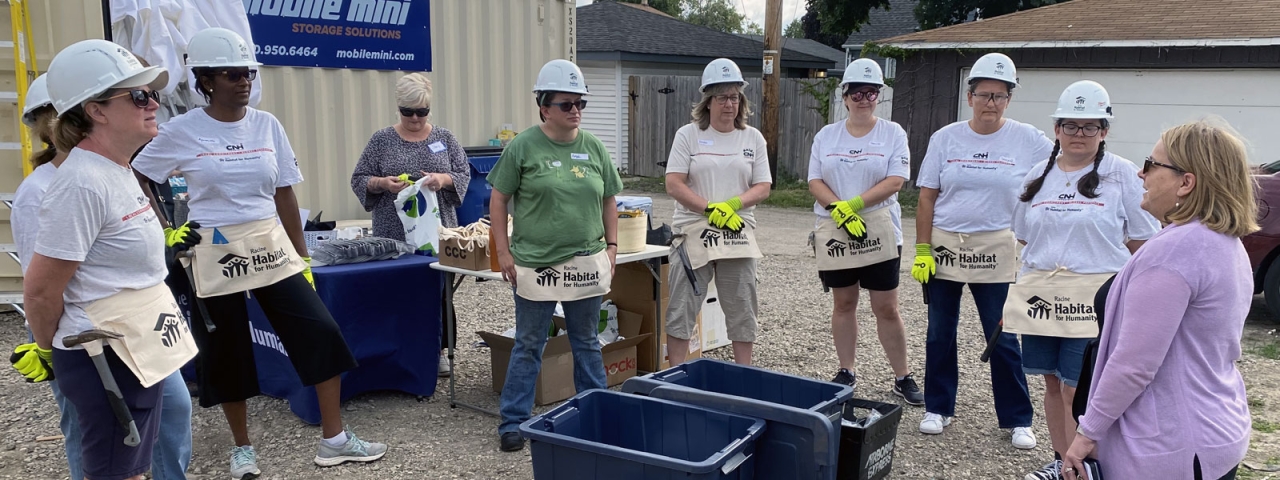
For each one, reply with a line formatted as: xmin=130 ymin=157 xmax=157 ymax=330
xmin=1051 ymin=80 xmax=1113 ymax=120
xmin=841 ymin=58 xmax=884 ymax=87
xmin=186 ymin=28 xmax=262 ymax=68
xmin=533 ymin=59 xmax=589 ymax=95
xmin=967 ymin=53 xmax=1017 ymax=86
xmin=22 ymin=74 xmax=52 ymax=127
xmin=47 ymin=39 xmax=168 ymax=116
xmin=700 ymin=58 xmax=746 ymax=92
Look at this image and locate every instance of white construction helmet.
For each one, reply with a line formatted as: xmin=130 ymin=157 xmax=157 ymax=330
xmin=46 ymin=39 xmax=168 ymax=115
xmin=700 ymin=58 xmax=746 ymax=92
xmin=22 ymin=74 xmax=52 ymax=127
xmin=967 ymin=53 xmax=1017 ymax=86
xmin=186 ymin=28 xmax=262 ymax=68
xmin=841 ymin=58 xmax=884 ymax=87
xmin=533 ymin=59 xmax=589 ymax=95
xmin=1051 ymin=80 xmax=1114 ymax=120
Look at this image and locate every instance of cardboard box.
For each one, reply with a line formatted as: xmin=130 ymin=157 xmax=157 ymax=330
xmin=605 ymin=262 xmax=701 ymax=372
xmin=438 ymin=237 xmax=491 ymax=271
xmin=479 ymin=309 xmax=651 ymax=405
xmin=701 ymin=283 xmax=731 ymax=352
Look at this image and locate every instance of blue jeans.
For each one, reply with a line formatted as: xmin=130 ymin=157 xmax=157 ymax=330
xmin=924 ymin=279 xmax=1033 ymax=428
xmin=51 ymin=371 xmax=192 ymax=479
xmin=498 ymin=294 xmax=607 ymax=434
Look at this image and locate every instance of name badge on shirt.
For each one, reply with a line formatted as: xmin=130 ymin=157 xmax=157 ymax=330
xmin=197 ymin=137 xmax=218 ymax=144
xmin=869 ymin=141 xmax=886 ymax=147
xmin=698 ymin=139 xmax=715 ymax=146
xmin=570 ymin=153 xmax=589 ymax=161
xmin=428 ymin=141 xmax=446 ymax=153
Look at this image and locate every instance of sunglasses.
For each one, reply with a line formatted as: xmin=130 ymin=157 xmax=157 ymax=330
xmin=220 ymin=69 xmax=258 ymax=82
xmin=547 ymin=100 xmax=587 ymax=112
xmin=847 ymin=90 xmax=880 ymax=102
xmin=101 ymin=89 xmax=160 ymax=108
xmin=399 ymin=107 xmax=430 ymax=117
xmin=1143 ymin=156 xmax=1186 ymax=174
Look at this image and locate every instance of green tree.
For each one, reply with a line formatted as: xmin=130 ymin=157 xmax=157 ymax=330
xmin=915 ymin=0 xmax=1069 ymax=29
xmin=801 ymin=0 xmax=890 ymax=49
xmin=743 ymin=21 xmax=765 ymax=35
xmin=681 ymin=0 xmax=749 ymax=34
xmin=617 ymin=0 xmax=683 ymax=17
xmin=783 ymin=18 xmax=803 ymax=38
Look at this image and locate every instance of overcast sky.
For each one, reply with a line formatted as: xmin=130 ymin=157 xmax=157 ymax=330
xmin=574 ymin=0 xmax=809 ymax=29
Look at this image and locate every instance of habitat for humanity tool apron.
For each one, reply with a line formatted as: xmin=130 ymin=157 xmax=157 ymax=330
xmin=1003 ymin=267 xmax=1111 ymax=338
xmin=931 ymin=228 xmax=1019 ymax=283
xmin=813 ymin=207 xmax=896 ymax=271
xmin=82 ymin=283 xmax=199 ymax=388
xmin=514 ymin=250 xmax=613 ymax=302
xmin=185 ymin=218 xmax=305 ymax=298
xmin=675 ymin=218 xmax=763 ymax=270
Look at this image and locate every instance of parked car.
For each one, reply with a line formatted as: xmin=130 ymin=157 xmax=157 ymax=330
xmin=1244 ymin=160 xmax=1280 ymax=318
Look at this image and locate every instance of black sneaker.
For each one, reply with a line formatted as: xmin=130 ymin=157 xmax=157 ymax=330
xmin=499 ymin=432 xmax=525 ymax=452
xmin=893 ymin=373 xmax=925 ymax=406
xmin=831 ymin=368 xmax=857 ymax=390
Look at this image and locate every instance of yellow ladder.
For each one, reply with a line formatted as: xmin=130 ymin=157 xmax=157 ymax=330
xmin=6 ymin=0 xmax=37 ymax=177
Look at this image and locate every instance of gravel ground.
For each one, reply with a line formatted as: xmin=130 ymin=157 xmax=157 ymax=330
xmin=0 ymin=191 xmax=1277 ymax=479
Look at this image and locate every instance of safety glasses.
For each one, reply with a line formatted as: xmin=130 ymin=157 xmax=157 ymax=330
xmin=220 ymin=69 xmax=258 ymax=82
xmin=399 ymin=107 xmax=430 ymax=117
xmin=846 ymin=90 xmax=879 ymax=102
xmin=547 ymin=99 xmax=587 ymax=112
xmin=1143 ymin=156 xmax=1186 ymax=174
xmin=101 ymin=89 xmax=160 ymax=108
xmin=1060 ymin=123 xmax=1103 ymax=137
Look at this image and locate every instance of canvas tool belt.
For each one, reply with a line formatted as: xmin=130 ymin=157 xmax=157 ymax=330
xmin=813 ymin=207 xmax=896 ymax=271
xmin=1003 ymin=267 xmax=1111 ymax=338
xmin=185 ymin=218 xmax=304 ymax=298
xmin=515 ymin=249 xmax=613 ymax=302
xmin=674 ymin=218 xmax=762 ymax=270
xmin=82 ymin=283 xmax=198 ymax=388
xmin=931 ymin=227 xmax=1018 ymax=283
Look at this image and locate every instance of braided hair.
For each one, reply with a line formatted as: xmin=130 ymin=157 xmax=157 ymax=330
xmin=1019 ymin=121 xmax=1109 ymax=202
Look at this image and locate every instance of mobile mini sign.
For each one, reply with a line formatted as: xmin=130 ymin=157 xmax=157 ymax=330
xmin=242 ymin=0 xmax=432 ymax=71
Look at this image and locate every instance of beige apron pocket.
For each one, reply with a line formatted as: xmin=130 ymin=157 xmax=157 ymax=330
xmin=1003 ymin=268 xmax=1111 ymax=338
xmin=189 ymin=219 xmax=305 ymax=298
xmin=932 ymin=228 xmax=1018 ymax=283
xmin=813 ymin=207 xmax=897 ymax=271
xmin=82 ymin=284 xmax=198 ymax=388
xmin=678 ymin=218 xmax=763 ymax=270
xmin=515 ymin=250 xmax=613 ymax=302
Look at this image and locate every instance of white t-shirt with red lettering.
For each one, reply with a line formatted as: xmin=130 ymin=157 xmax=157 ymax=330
xmin=666 ymin=123 xmax=772 ymax=229
xmin=807 ymin=118 xmax=911 ymax=245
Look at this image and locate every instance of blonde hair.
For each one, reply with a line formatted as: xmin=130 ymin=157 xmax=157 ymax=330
xmin=691 ymin=83 xmax=751 ymax=130
xmin=28 ymin=107 xmax=58 ymax=167
xmin=396 ymin=73 xmax=432 ymax=108
xmin=1161 ymin=118 xmax=1259 ymax=237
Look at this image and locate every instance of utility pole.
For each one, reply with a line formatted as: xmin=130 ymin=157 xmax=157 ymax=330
xmin=762 ymin=0 xmax=782 ymax=186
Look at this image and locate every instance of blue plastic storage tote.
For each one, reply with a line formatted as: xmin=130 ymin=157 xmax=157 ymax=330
xmin=519 ymin=389 xmax=765 ymax=480
xmin=622 ymin=358 xmax=855 ymax=480
xmin=457 ymin=147 xmax=502 ymax=227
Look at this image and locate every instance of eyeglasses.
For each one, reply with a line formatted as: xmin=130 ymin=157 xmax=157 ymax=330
xmin=220 ymin=69 xmax=258 ymax=82
xmin=713 ymin=94 xmax=742 ymax=105
xmin=973 ymin=92 xmax=1011 ymax=105
xmin=547 ymin=99 xmax=587 ymax=112
xmin=399 ymin=107 xmax=430 ymax=117
xmin=1060 ymin=123 xmax=1104 ymax=137
xmin=1143 ymin=156 xmax=1186 ymax=174
xmin=846 ymin=90 xmax=879 ymax=102
xmin=101 ymin=89 xmax=160 ymax=108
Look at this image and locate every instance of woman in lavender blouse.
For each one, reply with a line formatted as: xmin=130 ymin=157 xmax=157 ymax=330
xmin=1064 ymin=119 xmax=1255 ymax=480
xmin=351 ymin=73 xmax=470 ymax=237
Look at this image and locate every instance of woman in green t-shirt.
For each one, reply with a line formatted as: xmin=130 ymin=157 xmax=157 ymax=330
xmin=486 ymin=59 xmax=623 ymax=453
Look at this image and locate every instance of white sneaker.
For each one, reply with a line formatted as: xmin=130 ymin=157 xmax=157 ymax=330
xmin=918 ymin=412 xmax=952 ymax=435
xmin=1012 ymin=427 xmax=1037 ymax=449
xmin=229 ymin=445 xmax=260 ymax=479
xmin=438 ymin=352 xmax=451 ymax=377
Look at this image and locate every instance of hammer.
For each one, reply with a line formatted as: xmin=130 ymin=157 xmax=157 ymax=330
xmin=62 ymin=329 xmax=140 ymax=447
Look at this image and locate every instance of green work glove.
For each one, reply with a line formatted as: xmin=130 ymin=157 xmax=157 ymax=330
xmin=302 ymin=256 xmax=315 ymax=289
xmin=826 ymin=201 xmax=867 ymax=240
xmin=163 ymin=221 xmax=202 ymax=251
xmin=704 ymin=196 xmax=745 ymax=233
xmin=9 ymin=343 xmax=54 ymax=383
xmin=830 ymin=196 xmax=865 ymax=217
xmin=397 ymin=173 xmax=416 ymax=185
xmin=911 ymin=243 xmax=937 ymax=284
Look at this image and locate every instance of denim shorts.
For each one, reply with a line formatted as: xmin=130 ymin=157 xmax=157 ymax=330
xmin=1020 ymin=334 xmax=1091 ymax=388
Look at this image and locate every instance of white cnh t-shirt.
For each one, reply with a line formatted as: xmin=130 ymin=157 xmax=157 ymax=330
xmin=1013 ymin=152 xmax=1160 ymax=276
xmin=34 ymin=149 xmax=168 ymax=350
xmin=917 ymin=120 xmax=1055 ymax=233
xmin=11 ymin=162 xmax=56 ymax=272
xmin=666 ymin=123 xmax=772 ymax=228
xmin=807 ymin=118 xmax=911 ymax=245
xmin=132 ymin=107 xmax=303 ymax=228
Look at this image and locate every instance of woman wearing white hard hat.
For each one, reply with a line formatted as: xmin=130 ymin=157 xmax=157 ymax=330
xmin=664 ymin=57 xmax=771 ymax=367
xmin=912 ymin=52 xmax=1048 ymax=448
xmin=807 ymin=58 xmax=921 ymax=405
xmin=1009 ymin=80 xmax=1159 ymax=480
xmin=487 ymin=58 xmax=622 ymax=453
xmin=133 ymin=28 xmax=386 ymax=478
xmin=20 ymin=40 xmax=187 ymax=480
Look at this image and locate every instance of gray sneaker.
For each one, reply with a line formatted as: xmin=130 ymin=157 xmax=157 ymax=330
xmin=314 ymin=431 xmax=388 ymax=467
xmin=229 ymin=445 xmax=260 ymax=480
xmin=1025 ymin=459 xmax=1062 ymax=480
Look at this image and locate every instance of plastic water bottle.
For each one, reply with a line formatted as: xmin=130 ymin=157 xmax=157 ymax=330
xmin=168 ymin=175 xmax=188 ymax=201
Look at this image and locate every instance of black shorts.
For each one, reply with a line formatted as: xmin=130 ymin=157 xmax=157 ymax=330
xmin=52 ymin=346 xmax=162 ymax=480
xmin=818 ymin=246 xmax=902 ymax=291
xmin=190 ymin=273 xmax=357 ymax=408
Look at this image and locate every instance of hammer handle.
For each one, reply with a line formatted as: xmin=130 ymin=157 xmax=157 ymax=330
xmin=90 ymin=353 xmax=141 ymax=447
xmin=980 ymin=320 xmax=1004 ymax=363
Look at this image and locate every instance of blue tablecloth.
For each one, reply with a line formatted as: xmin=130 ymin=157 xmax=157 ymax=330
xmin=246 ymin=255 xmax=442 ymax=424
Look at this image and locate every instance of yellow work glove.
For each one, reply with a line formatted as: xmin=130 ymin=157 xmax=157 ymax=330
xmin=911 ymin=243 xmax=937 ymax=284
xmin=705 ymin=196 xmax=746 ymax=233
xmin=9 ymin=343 xmax=54 ymax=383
xmin=397 ymin=173 xmax=416 ymax=185
xmin=302 ymin=256 xmax=315 ymax=289
xmin=163 ymin=221 xmax=202 ymax=251
xmin=826 ymin=199 xmax=867 ymax=240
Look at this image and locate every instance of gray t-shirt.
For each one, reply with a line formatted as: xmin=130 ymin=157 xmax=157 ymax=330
xmin=34 ymin=148 xmax=168 ymax=350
